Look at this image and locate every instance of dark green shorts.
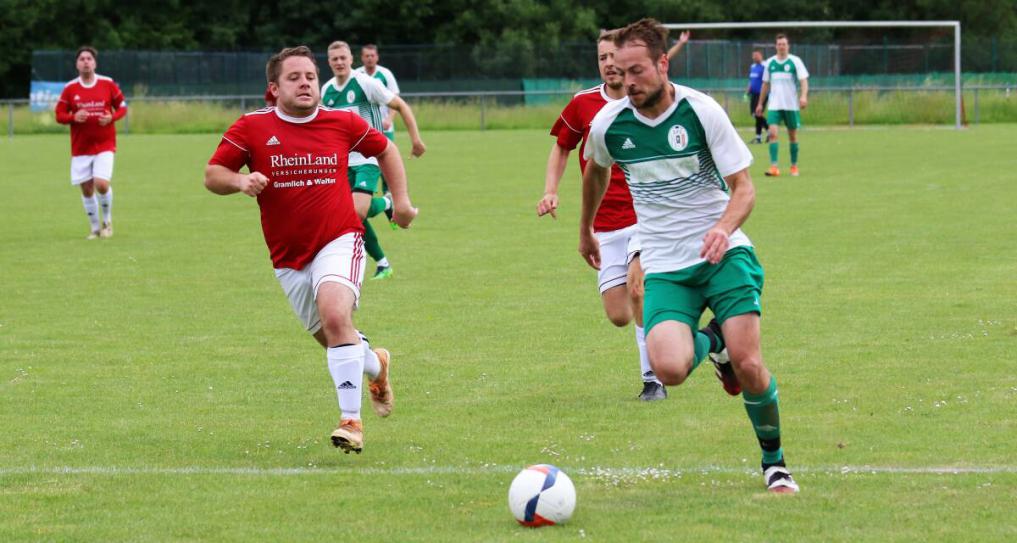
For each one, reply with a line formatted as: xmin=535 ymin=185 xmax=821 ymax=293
xmin=766 ymin=109 xmax=802 ymax=130
xmin=643 ymin=246 xmax=764 ymax=333
xmin=348 ymin=164 xmax=381 ymax=194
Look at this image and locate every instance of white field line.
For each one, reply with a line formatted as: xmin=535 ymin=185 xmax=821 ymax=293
xmin=1 ymin=465 xmax=1016 ymax=477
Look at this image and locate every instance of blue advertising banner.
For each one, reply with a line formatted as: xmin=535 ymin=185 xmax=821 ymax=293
xmin=30 ymin=81 xmax=65 ymax=112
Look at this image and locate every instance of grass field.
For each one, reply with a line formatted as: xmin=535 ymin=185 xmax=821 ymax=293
xmin=1 ymin=125 xmax=1016 ymax=541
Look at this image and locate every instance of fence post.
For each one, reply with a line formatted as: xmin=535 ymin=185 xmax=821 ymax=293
xmin=480 ymin=95 xmax=486 ymax=131
xmin=240 ymin=97 xmax=246 ymax=112
xmin=974 ymin=87 xmax=980 ymax=125
xmin=848 ymin=88 xmax=854 ymax=128
xmin=7 ymin=103 xmax=12 ymax=138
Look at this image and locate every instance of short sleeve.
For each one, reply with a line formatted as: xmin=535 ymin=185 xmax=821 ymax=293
xmin=383 ymin=68 xmax=400 ymax=94
xmin=362 ymin=76 xmax=396 ymax=106
xmin=109 ymin=80 xmax=126 ymax=109
xmin=761 ymin=60 xmax=771 ymax=83
xmin=208 ymin=116 xmax=250 ymax=171
xmin=794 ymin=56 xmax=810 ymax=80
xmin=583 ymin=108 xmax=615 ymax=168
xmin=690 ymin=94 xmax=753 ymax=178
xmin=348 ymin=113 xmax=389 ymax=158
xmin=550 ymin=99 xmax=583 ymax=150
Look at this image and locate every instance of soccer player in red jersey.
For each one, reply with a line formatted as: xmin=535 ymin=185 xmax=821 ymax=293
xmin=205 ymin=46 xmax=418 ymax=454
xmin=55 ymin=46 xmax=127 ymax=239
xmin=538 ymin=30 xmax=667 ymax=402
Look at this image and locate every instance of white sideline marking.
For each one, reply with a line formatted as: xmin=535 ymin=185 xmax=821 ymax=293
xmin=1 ymin=465 xmax=1016 ymax=477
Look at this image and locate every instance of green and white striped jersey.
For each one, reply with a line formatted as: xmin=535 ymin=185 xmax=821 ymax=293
xmin=321 ymin=71 xmax=395 ymax=166
xmin=354 ymin=65 xmax=400 ymax=131
xmin=762 ymin=54 xmax=809 ymax=111
xmin=585 ymin=84 xmax=754 ymax=274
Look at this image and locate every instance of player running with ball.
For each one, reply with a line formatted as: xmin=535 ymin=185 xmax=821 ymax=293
xmin=580 ymin=19 xmax=799 ymax=493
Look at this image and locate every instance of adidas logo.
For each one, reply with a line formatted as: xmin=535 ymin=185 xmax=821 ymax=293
xmin=622 ymin=138 xmax=636 ymax=149
xmin=337 ymin=381 xmax=357 ymax=390
xmin=266 ymin=135 xmax=281 ymax=146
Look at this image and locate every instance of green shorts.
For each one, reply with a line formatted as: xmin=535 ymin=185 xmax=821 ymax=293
xmin=348 ymin=164 xmax=381 ymax=194
xmin=766 ymin=109 xmax=802 ymax=130
xmin=643 ymin=246 xmax=764 ymax=334
xmin=383 ymin=129 xmax=395 ymax=142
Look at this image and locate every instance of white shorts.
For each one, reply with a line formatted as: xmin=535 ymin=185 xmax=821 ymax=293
xmin=273 ymin=232 xmax=366 ymax=333
xmin=596 ymin=224 xmax=639 ymax=294
xmin=70 ymin=151 xmax=115 ymax=185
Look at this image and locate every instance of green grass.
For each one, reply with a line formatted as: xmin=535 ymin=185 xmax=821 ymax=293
xmin=1 ymin=126 xmax=1016 ymax=541
xmin=6 ymin=88 xmax=1017 ymax=134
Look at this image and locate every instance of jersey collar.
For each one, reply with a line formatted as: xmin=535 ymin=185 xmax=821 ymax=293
xmin=274 ymin=106 xmax=320 ymax=124
xmin=629 ymin=83 xmax=681 ymax=127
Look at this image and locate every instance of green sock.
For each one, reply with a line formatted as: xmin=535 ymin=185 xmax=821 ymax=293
xmin=363 ymin=220 xmax=385 ymax=262
xmin=790 ymin=142 xmax=799 ymax=165
xmin=689 ymin=330 xmax=711 ymax=374
xmin=768 ymin=142 xmax=779 ymax=164
xmin=367 ymin=196 xmax=387 ymax=218
xmin=742 ymin=375 xmax=783 ymax=464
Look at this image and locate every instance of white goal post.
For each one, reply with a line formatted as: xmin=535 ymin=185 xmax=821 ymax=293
xmin=663 ymin=21 xmax=962 ymax=129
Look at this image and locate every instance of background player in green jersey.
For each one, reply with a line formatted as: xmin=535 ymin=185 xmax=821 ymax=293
xmin=356 ymin=44 xmax=402 ymax=198
xmin=756 ymin=33 xmax=809 ymax=177
xmin=323 ymin=41 xmax=426 ymax=279
xmin=580 ymin=18 xmax=799 ymax=494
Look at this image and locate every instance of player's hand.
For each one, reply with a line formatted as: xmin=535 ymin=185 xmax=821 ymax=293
xmin=754 ymin=105 xmax=763 ymax=117
xmin=537 ymin=192 xmax=558 ymax=219
xmin=392 ymin=201 xmax=418 ymax=229
xmin=410 ymin=139 xmax=426 ymax=158
xmin=799 ymin=96 xmax=808 ymax=110
xmin=98 ymin=112 xmax=113 ymax=126
xmin=382 ymin=118 xmax=393 ymax=131
xmin=626 ymin=254 xmax=644 ymax=298
xmin=73 ymin=109 xmax=89 ymax=123
xmin=679 ymin=31 xmax=690 ymax=44
xmin=700 ymin=227 xmax=730 ymax=265
xmin=236 ymin=172 xmax=269 ymax=197
xmin=578 ymin=229 xmax=601 ymax=270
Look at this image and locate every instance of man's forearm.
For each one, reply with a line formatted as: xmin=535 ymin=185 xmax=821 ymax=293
xmin=376 ymin=143 xmax=409 ymax=202
xmin=544 ymin=144 xmax=570 ymax=194
xmin=580 ymin=162 xmax=610 ymax=230
xmin=204 ymin=164 xmax=242 ymax=195
xmin=714 ymin=169 xmax=755 ymax=235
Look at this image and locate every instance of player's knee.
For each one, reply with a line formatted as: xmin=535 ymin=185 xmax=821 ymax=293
xmin=606 ymin=310 xmax=631 ymax=327
xmin=319 ymin=312 xmax=354 ymax=345
xmin=651 ymin=357 xmax=691 ymax=386
xmin=731 ymin=353 xmax=768 ymax=391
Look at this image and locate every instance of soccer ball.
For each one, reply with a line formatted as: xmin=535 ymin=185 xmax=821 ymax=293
xmin=507 ymin=464 xmax=576 ymax=527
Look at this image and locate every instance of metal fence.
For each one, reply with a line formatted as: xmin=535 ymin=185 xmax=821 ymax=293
xmin=3 ymin=85 xmax=1015 ymax=138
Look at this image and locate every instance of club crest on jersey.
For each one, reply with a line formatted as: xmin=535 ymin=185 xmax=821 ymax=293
xmin=668 ymin=125 xmax=689 ymax=152
xmin=346 ymin=91 xmax=356 ymax=103
xmin=266 ymin=135 xmax=280 ymax=146
xmin=784 ymin=64 xmax=791 ymax=72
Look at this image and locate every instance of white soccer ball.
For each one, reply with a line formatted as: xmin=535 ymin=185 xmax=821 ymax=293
xmin=507 ymin=464 xmax=576 ymax=527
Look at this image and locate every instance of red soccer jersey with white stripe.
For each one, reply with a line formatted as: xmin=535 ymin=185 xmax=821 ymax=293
xmin=208 ymin=106 xmax=389 ymax=270
xmin=55 ymin=75 xmax=126 ymax=156
xmin=550 ymin=84 xmax=637 ymax=233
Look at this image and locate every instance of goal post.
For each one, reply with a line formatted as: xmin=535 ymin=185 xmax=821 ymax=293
xmin=662 ymin=21 xmax=962 ymax=129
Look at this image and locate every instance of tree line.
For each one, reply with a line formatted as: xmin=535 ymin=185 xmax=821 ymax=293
xmin=2 ymin=0 xmax=1014 ymax=98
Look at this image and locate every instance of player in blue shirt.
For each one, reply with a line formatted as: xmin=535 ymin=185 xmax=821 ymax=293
xmin=747 ymin=50 xmax=768 ymax=144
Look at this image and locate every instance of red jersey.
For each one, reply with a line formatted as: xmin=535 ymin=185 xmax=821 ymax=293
xmin=55 ymin=75 xmax=126 ymax=156
xmin=208 ymin=106 xmax=389 ymax=270
xmin=550 ymin=84 xmax=636 ymax=233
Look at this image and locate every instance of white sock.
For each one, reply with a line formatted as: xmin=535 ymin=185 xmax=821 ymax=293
xmin=82 ymin=195 xmax=100 ymax=231
xmin=376 ymin=257 xmax=390 ymax=268
xmin=635 ymin=325 xmax=658 ymax=383
xmin=326 ymin=344 xmax=364 ymax=420
xmin=357 ymin=330 xmax=381 ymax=379
xmin=97 ymin=188 xmax=112 ymax=224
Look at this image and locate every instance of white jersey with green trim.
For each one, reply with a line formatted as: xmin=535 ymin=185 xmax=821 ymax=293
xmin=321 ymin=71 xmax=395 ymax=166
xmin=762 ymin=54 xmax=809 ymax=111
xmin=585 ymin=83 xmax=754 ymax=274
xmin=354 ymin=65 xmax=400 ymax=132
